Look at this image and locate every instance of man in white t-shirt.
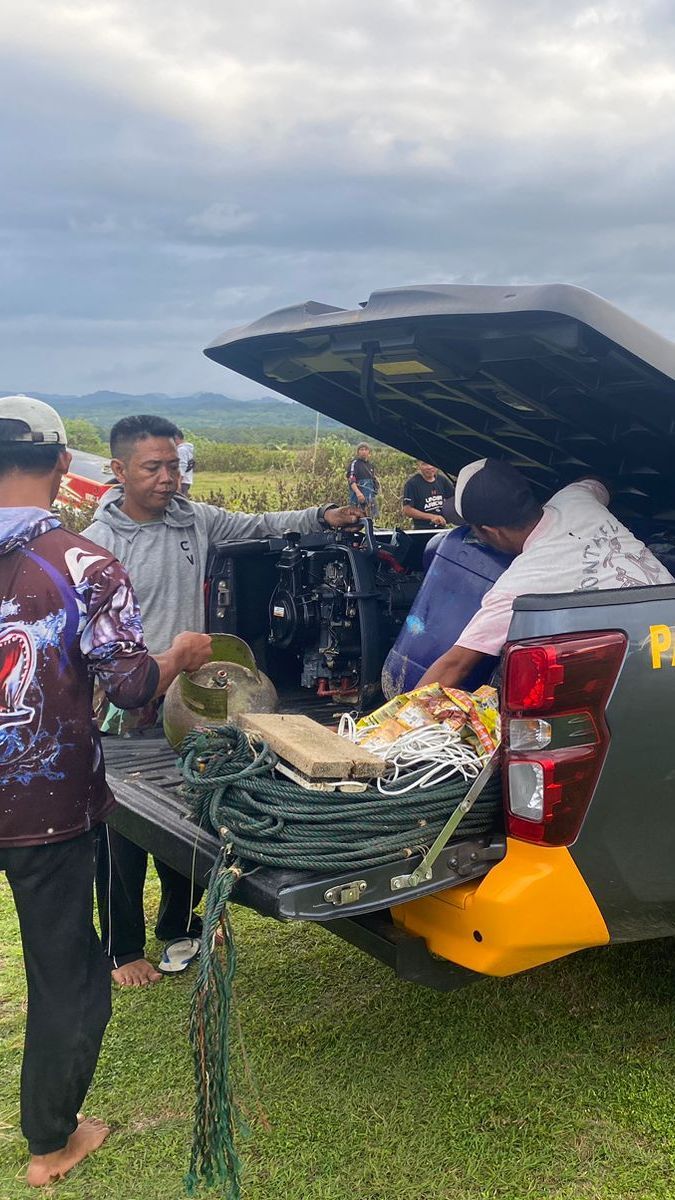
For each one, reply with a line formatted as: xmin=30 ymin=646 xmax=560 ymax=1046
xmin=175 ymin=430 xmax=195 ymax=496
xmin=419 ymin=457 xmax=673 ymax=690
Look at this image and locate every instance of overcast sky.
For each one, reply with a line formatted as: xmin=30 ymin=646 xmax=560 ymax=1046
xmin=2 ymin=0 xmax=675 ymax=398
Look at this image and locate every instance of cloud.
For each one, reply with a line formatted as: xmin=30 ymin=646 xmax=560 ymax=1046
xmin=188 ymin=203 xmax=255 ymax=236
xmin=1 ymin=0 xmax=675 ymax=394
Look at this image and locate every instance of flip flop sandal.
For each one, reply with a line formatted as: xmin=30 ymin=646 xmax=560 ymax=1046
xmin=157 ymin=936 xmax=201 ymax=975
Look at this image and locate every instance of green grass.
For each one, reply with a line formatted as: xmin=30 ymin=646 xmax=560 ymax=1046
xmin=3 ymin=870 xmax=675 ymax=1199
xmin=192 ymin=472 xmax=284 ymax=505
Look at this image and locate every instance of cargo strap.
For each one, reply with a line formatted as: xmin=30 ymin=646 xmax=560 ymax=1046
xmin=391 ymin=749 xmax=500 ymax=891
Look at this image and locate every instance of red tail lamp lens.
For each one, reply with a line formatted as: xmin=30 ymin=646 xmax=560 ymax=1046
xmin=504 ymin=632 xmax=627 ymax=715
xmin=504 ymin=644 xmax=564 ymax=711
xmin=502 ymin=631 xmax=627 ymax=846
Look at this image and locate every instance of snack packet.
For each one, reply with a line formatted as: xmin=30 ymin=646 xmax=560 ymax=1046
xmin=358 ymin=717 xmax=412 ymax=753
xmin=355 ymin=681 xmax=501 ymax=757
xmin=466 ymin=684 xmax=501 ymax=751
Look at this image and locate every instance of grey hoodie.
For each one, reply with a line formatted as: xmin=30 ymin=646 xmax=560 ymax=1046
xmin=84 ymin=486 xmax=324 ymax=653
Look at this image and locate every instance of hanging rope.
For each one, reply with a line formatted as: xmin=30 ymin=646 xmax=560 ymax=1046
xmin=180 ymin=723 xmax=502 ymax=1195
xmin=185 ymin=848 xmax=241 ymax=1198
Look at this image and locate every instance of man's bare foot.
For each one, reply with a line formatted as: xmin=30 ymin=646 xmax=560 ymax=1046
xmin=111 ymin=958 xmax=161 ymax=987
xmin=26 ymin=1118 xmax=110 ymax=1187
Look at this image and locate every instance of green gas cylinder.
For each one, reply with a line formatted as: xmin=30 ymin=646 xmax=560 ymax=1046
xmin=163 ymin=634 xmax=278 ymax=750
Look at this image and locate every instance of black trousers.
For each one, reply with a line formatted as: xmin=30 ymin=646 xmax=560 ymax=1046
xmin=0 ymin=828 xmax=111 ymax=1156
xmin=96 ymin=827 xmax=203 ymax=968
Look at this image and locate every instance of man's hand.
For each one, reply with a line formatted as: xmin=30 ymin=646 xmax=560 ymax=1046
xmin=152 ymin=632 xmax=213 ymax=698
xmin=172 ymin=632 xmax=213 ymax=671
xmin=429 ymin=514 xmax=447 ymax=527
xmin=417 ymin=645 xmax=486 ymax=690
xmin=323 ymin=505 xmax=364 ymax=529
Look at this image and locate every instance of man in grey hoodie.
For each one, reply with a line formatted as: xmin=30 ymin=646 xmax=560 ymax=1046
xmin=85 ymin=413 xmax=361 ymax=986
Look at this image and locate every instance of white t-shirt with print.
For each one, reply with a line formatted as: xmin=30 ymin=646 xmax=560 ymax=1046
xmin=178 ymin=442 xmax=195 ymax=485
xmin=457 ymin=480 xmax=674 ymax=656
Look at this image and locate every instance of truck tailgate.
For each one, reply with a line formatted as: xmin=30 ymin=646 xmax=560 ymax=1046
xmin=103 ymin=737 xmax=505 ymax=923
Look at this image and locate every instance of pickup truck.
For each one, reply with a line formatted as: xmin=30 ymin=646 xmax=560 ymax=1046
xmin=106 ymin=282 xmax=675 ymax=993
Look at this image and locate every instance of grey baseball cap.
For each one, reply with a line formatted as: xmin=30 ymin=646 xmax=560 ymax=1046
xmin=0 ymin=395 xmax=67 ymax=446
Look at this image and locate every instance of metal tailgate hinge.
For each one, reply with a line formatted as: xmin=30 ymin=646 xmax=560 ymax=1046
xmin=324 ymin=880 xmax=367 ymax=907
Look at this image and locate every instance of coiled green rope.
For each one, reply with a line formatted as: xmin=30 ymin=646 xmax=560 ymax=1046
xmin=181 ymin=725 xmax=500 ymax=872
xmin=180 ymin=723 xmax=502 ymax=1196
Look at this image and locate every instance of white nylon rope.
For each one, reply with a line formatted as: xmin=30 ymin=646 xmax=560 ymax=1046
xmin=338 ymin=715 xmax=484 ymax=795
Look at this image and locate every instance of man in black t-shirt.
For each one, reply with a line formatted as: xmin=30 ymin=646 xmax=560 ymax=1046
xmin=346 ymin=443 xmax=379 ymax=518
xmin=402 ymin=461 xmax=455 ymax=529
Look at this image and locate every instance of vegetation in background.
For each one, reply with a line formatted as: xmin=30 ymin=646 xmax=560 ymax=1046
xmin=62 ymin=428 xmax=420 ymax=530
xmin=191 ymin=439 xmax=294 ymax=472
xmin=193 ymin=437 xmax=416 ymax=527
xmin=41 ymin=389 xmax=368 ymax=445
xmin=63 ymin=418 xmax=109 ymax=456
xmin=61 ymin=499 xmax=98 ymax=533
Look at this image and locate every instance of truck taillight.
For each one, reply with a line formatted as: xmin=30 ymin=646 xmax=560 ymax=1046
xmin=502 ymin=631 xmax=627 ymax=846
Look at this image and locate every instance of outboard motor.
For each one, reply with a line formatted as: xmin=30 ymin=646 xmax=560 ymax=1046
xmin=268 ymin=521 xmax=421 ymax=710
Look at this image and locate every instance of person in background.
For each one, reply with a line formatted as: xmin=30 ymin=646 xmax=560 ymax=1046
xmin=402 ymin=461 xmax=455 ymax=528
xmin=85 ymin=414 xmax=362 ymax=987
xmin=418 ymin=457 xmax=673 ymax=691
xmin=0 ymin=396 xmax=211 ymax=1187
xmin=175 ymin=429 xmax=195 ymax=496
xmin=347 ymin=442 xmax=379 ymax=519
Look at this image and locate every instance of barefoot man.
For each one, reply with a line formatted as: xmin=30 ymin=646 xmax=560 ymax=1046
xmin=0 ymin=397 xmax=211 ymax=1186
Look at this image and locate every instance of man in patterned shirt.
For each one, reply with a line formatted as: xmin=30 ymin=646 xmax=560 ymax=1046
xmin=0 ymin=396 xmax=211 ymax=1187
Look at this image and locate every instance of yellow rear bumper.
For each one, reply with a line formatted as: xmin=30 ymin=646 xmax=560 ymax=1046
xmin=392 ymin=838 xmax=609 ymax=976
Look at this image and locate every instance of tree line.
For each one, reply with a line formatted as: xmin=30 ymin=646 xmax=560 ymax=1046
xmin=63 ymin=419 xmax=415 ymax=480
xmin=62 ymin=420 xmax=419 ymax=528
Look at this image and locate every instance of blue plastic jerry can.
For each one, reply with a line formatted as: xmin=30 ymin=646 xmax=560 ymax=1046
xmin=381 ymin=527 xmax=514 ymax=699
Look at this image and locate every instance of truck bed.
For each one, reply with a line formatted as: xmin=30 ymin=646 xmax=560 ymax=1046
xmin=103 ymin=734 xmax=502 ymax=991
xmin=103 ymin=736 xmax=505 ymax=923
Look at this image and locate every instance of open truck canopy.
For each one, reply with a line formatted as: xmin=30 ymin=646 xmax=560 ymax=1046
xmin=205 ymin=283 xmax=675 ymax=523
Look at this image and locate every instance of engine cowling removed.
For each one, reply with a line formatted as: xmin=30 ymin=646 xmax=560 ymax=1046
xmin=268 ymin=523 xmax=422 ymax=709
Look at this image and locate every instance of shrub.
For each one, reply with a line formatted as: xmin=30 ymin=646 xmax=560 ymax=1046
xmin=64 ymin=419 xmax=108 ymax=456
xmin=58 ymin=501 xmax=98 ymax=534
xmin=191 ymin=437 xmax=292 ymax=473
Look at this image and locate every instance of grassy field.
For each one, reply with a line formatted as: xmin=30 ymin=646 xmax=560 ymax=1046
xmin=192 ymin=472 xmax=285 ymax=504
xmin=190 ymin=467 xmax=411 ymax=527
xmin=3 ymin=869 xmax=675 ymax=1199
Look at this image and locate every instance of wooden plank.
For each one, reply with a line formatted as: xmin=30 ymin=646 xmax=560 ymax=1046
xmin=240 ymin=713 xmax=385 ymax=779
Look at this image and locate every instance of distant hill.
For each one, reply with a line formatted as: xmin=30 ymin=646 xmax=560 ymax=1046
xmin=0 ymin=390 xmax=360 ymax=445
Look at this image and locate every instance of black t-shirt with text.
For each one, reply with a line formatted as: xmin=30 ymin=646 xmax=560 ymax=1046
xmin=402 ymin=472 xmax=454 ymax=528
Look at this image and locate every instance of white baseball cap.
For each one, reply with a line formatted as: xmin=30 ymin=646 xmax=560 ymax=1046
xmin=0 ymin=395 xmax=67 ymax=446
